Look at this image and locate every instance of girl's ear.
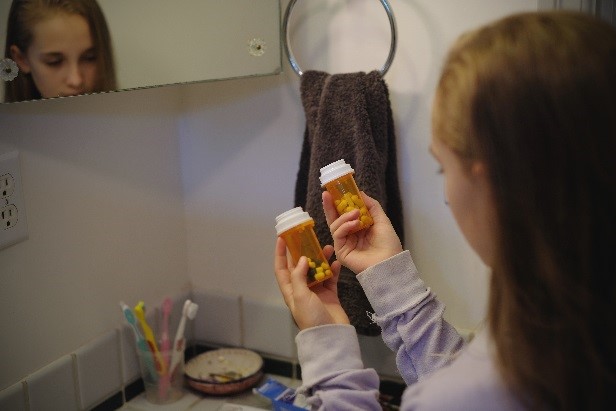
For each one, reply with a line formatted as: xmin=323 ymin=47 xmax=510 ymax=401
xmin=9 ymin=45 xmax=31 ymax=74
xmin=470 ymin=160 xmax=488 ymax=178
xmin=470 ymin=160 xmax=493 ymax=195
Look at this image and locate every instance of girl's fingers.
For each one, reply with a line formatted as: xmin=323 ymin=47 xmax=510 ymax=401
xmin=330 ymin=210 xmax=361 ymax=240
xmin=322 ymin=191 xmax=338 ymax=227
xmin=360 ymin=191 xmax=376 ymax=205
xmin=289 ymin=256 xmax=310 ymax=298
xmin=323 ymin=244 xmax=335 ymax=261
xmin=328 ymin=259 xmax=341 ymax=285
xmin=323 ymin=191 xmax=358 ymax=231
xmin=360 ymin=192 xmax=385 ymax=221
xmin=274 ymin=238 xmax=293 ymax=303
xmin=274 ymin=237 xmax=288 ymax=276
xmin=323 ymin=191 xmax=365 ymax=237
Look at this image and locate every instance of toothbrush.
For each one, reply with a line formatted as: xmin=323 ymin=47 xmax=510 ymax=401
xmin=134 ymin=301 xmax=167 ymax=376
xmin=160 ymin=297 xmax=173 ymax=363
xmin=169 ymin=299 xmax=199 ymax=375
xmin=158 ymin=297 xmax=173 ymax=400
xmin=119 ymin=302 xmax=157 ymax=381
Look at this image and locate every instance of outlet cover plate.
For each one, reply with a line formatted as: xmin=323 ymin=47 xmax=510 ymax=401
xmin=0 ymin=150 xmax=28 ymax=250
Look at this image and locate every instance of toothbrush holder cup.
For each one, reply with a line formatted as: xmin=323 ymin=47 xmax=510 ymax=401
xmin=136 ymin=345 xmax=184 ymax=404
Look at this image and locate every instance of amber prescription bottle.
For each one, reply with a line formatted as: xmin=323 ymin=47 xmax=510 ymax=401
xmin=275 ymin=207 xmax=333 ymax=287
xmin=319 ymin=159 xmax=374 ymax=231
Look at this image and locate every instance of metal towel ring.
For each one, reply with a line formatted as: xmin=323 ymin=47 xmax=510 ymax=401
xmin=282 ymin=0 xmax=397 ymax=77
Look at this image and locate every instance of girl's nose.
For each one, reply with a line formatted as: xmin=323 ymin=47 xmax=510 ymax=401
xmin=66 ymin=63 xmax=84 ymax=88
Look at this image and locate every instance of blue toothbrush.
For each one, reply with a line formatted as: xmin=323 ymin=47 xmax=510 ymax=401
xmin=120 ymin=302 xmax=158 ymax=381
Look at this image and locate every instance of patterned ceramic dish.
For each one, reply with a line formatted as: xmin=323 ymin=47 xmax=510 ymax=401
xmin=185 ymin=348 xmax=264 ymax=395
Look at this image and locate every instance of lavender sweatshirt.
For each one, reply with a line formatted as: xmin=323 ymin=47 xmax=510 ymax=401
xmin=295 ymin=251 xmax=525 ymax=410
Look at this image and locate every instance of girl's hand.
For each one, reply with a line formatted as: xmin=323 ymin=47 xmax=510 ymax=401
xmin=274 ymin=237 xmax=350 ymax=330
xmin=323 ymin=191 xmax=403 ymax=274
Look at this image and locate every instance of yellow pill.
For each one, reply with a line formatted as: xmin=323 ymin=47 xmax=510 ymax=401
xmin=315 ymin=271 xmax=326 ymax=281
xmin=320 ymin=262 xmax=330 ymax=269
xmin=334 ymin=199 xmax=341 ymax=207
xmin=325 ymin=269 xmax=332 ymax=277
xmin=360 ymin=206 xmax=368 ymax=215
xmin=345 ymin=206 xmax=355 ymax=213
xmin=309 ymin=261 xmax=316 ymax=268
xmin=344 ymin=192 xmax=353 ymax=199
xmin=351 ymin=194 xmax=360 ymax=203
xmin=316 ymin=266 xmax=324 ymax=273
xmin=336 ymin=200 xmax=348 ymax=214
xmin=361 ymin=215 xmax=373 ymax=227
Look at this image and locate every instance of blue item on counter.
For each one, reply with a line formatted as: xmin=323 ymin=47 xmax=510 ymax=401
xmin=254 ymin=377 xmax=309 ymax=411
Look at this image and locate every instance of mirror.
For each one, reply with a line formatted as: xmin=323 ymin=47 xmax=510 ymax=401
xmin=1 ymin=0 xmax=281 ymax=104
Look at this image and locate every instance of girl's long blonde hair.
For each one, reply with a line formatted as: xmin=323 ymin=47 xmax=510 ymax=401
xmin=433 ymin=11 xmax=616 ymax=410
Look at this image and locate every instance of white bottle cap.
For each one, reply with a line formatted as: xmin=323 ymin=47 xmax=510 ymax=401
xmin=275 ymin=207 xmax=313 ymax=235
xmin=319 ymin=159 xmax=354 ymax=186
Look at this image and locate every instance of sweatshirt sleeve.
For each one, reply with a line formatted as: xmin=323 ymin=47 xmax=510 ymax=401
xmin=296 ymin=324 xmax=382 ymax=410
xmin=293 ymin=251 xmax=465 ymax=410
xmin=358 ymin=250 xmax=465 ymax=385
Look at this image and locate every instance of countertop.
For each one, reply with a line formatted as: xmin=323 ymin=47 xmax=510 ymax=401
xmin=119 ymin=374 xmax=301 ymax=411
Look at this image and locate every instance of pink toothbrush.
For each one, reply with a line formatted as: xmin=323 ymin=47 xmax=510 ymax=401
xmin=159 ymin=297 xmax=173 ymax=400
xmin=161 ymin=297 xmax=173 ymax=358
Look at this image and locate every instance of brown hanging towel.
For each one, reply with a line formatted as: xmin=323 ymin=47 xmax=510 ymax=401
xmin=294 ymin=70 xmax=405 ymax=336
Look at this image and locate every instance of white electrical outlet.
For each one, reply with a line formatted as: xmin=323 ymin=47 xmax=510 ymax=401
xmin=1 ymin=172 xmax=15 ymax=198
xmin=1 ymin=204 xmax=19 ymax=229
xmin=0 ymin=150 xmax=28 ymax=250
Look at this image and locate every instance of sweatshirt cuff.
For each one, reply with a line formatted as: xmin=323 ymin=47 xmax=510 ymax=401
xmin=357 ymin=250 xmax=430 ymax=319
xmin=296 ymin=324 xmax=363 ymax=386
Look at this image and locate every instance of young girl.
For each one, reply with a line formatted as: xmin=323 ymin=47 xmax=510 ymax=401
xmin=3 ymin=0 xmax=116 ymax=102
xmin=274 ymin=11 xmax=615 ymax=410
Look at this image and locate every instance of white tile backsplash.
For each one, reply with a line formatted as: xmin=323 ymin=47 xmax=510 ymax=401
xmin=242 ymin=296 xmax=295 ymax=358
xmin=119 ymin=323 xmax=142 ymax=385
xmin=7 ymin=292 xmax=205 ymax=410
xmin=26 ymin=354 xmax=79 ymax=411
xmin=192 ymin=289 xmax=242 ymax=347
xmin=74 ymin=329 xmax=122 ymax=409
xmin=6 ymin=288 xmax=410 ymax=410
xmin=0 ymin=381 xmax=27 ymax=411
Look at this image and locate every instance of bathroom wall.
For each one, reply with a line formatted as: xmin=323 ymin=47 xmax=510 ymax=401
xmin=0 ymin=0 xmax=539 ymax=393
xmin=180 ymin=0 xmax=538 ymax=326
xmin=0 ymin=87 xmax=191 ymax=391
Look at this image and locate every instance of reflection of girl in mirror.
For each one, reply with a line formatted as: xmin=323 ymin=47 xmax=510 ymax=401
xmin=3 ymin=0 xmax=117 ymax=102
